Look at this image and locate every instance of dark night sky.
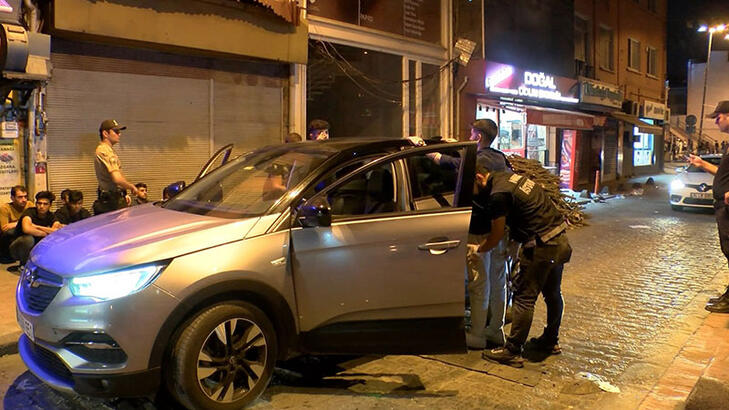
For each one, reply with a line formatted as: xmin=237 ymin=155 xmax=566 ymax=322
xmin=667 ymin=0 xmax=729 ymax=87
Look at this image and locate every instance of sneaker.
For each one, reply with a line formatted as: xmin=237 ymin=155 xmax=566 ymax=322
xmin=466 ymin=331 xmax=486 ymax=350
xmin=482 ymin=347 xmax=524 ymax=367
xmin=528 ymin=335 xmax=562 ymax=355
xmin=708 ymin=287 xmax=729 ymax=304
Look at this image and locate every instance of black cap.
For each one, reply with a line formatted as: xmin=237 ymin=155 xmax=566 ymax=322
xmin=707 ymin=101 xmax=729 ymax=119
xmin=99 ymin=119 xmax=127 ymax=132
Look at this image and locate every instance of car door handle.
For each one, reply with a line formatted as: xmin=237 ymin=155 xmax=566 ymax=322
xmin=418 ymin=239 xmax=461 ymax=255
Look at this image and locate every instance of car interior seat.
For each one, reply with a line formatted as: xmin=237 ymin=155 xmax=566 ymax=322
xmin=364 ymin=167 xmax=396 ymax=214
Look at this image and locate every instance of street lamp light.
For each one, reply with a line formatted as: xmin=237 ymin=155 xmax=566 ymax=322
xmin=698 ymin=24 xmax=729 ymax=152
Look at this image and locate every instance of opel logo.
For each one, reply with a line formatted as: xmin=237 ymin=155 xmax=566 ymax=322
xmin=23 ymin=267 xmax=40 ymax=288
xmin=698 ymin=183 xmax=710 ymax=193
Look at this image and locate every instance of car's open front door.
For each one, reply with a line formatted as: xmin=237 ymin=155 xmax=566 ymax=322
xmin=290 ymin=142 xmax=477 ymax=355
xmin=194 ymin=144 xmax=234 ymax=182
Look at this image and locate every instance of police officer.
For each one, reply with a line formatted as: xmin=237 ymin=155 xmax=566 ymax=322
xmin=93 ymin=119 xmax=144 ymax=215
xmin=474 ymin=158 xmax=572 ymax=367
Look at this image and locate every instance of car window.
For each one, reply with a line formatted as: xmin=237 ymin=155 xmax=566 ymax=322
xmin=406 ymin=148 xmax=465 ymax=210
xmin=326 ymin=161 xmax=400 ymax=217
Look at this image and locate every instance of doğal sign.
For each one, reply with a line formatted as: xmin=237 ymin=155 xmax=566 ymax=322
xmin=579 ymin=78 xmax=623 ymax=108
xmin=483 ymin=62 xmax=579 ymax=104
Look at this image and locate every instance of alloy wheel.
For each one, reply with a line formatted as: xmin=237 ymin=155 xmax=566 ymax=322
xmin=196 ymin=317 xmax=268 ymax=403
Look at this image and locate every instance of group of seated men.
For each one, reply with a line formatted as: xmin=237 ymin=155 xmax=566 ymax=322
xmin=0 ymin=185 xmax=92 ymax=268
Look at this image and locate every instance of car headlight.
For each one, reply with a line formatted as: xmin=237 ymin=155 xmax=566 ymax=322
xmin=670 ymin=179 xmax=685 ymax=190
xmin=69 ymin=264 xmax=166 ymax=300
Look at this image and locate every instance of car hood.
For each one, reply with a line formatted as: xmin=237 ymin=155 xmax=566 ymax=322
xmin=677 ymin=171 xmax=713 ymax=185
xmin=32 ymin=204 xmax=259 ymax=277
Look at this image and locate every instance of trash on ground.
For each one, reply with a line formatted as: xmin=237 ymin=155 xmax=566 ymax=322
xmin=576 ymin=371 xmax=621 ymax=393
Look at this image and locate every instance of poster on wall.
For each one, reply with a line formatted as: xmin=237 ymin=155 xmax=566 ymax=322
xmin=0 ymin=141 xmax=21 ymax=201
xmin=560 ymin=130 xmax=577 ymax=189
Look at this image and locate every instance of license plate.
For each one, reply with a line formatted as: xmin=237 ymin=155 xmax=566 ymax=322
xmin=17 ymin=311 xmax=34 ymax=342
xmin=690 ymin=192 xmax=711 ymax=199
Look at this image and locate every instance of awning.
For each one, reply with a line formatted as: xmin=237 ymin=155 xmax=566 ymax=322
xmin=611 ymin=112 xmax=663 ymax=134
xmin=526 ymin=106 xmax=595 ymax=130
xmin=246 ymin=0 xmax=299 ymax=25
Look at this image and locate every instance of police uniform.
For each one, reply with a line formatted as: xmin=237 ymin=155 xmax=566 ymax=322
xmin=93 ymin=133 xmax=127 ymax=215
xmin=480 ymin=171 xmax=572 ymax=355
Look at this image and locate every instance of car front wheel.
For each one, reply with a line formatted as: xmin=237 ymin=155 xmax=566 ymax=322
xmin=168 ymin=302 xmax=277 ymax=409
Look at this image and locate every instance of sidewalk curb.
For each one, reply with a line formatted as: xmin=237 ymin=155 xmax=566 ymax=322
xmin=0 ymin=330 xmax=20 ymax=357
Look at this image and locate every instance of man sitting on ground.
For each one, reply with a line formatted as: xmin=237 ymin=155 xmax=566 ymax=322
xmin=0 ymin=185 xmax=33 ymax=263
xmin=134 ymin=183 xmax=149 ymax=205
xmin=10 ymin=191 xmax=61 ymax=267
xmin=55 ymin=190 xmax=92 ymax=226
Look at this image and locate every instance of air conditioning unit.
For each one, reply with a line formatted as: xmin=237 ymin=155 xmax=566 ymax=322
xmin=0 ymin=23 xmax=51 ymax=80
xmin=622 ymin=100 xmax=639 ymax=116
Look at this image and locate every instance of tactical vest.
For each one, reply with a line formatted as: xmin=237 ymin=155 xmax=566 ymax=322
xmin=489 ymin=171 xmax=566 ymax=243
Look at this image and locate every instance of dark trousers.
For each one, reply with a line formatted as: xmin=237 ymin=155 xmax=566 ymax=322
xmin=93 ymin=190 xmax=127 ymax=215
xmin=9 ymin=234 xmax=40 ymax=266
xmin=0 ymin=227 xmax=18 ymax=261
xmin=715 ymin=204 xmax=729 ymax=268
xmin=506 ymin=234 xmax=571 ymax=354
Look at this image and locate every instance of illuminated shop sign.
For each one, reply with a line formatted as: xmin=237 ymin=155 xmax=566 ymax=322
xmin=484 ymin=62 xmax=579 ymax=104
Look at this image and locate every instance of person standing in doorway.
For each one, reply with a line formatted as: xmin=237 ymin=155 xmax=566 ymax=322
xmin=429 ymin=119 xmax=512 ymax=349
xmin=688 ymin=101 xmax=729 ymax=313
xmin=93 ymin=119 xmax=144 ymax=215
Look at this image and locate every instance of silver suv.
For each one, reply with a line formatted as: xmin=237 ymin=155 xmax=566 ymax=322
xmin=16 ymin=138 xmax=477 ymax=408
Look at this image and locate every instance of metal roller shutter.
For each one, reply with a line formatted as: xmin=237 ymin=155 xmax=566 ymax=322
xmin=602 ymin=127 xmax=618 ymax=182
xmin=46 ymin=68 xmax=211 ymax=204
xmin=213 ymin=81 xmax=283 ymax=159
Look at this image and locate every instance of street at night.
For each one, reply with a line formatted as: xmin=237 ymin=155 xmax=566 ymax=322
xmin=2 ymin=174 xmax=728 ymax=409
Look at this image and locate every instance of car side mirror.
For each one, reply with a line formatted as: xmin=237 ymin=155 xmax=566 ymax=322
xmin=298 ymin=197 xmax=332 ymax=228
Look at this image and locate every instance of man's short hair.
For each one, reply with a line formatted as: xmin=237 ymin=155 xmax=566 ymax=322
xmin=35 ymin=191 xmax=55 ymax=203
xmin=471 ymin=119 xmax=498 ymax=144
xmin=10 ymin=185 xmax=27 ymax=197
xmin=135 ymin=182 xmax=147 ymax=189
xmin=308 ymin=119 xmax=330 ymax=134
xmin=68 ymin=190 xmax=83 ymax=203
xmin=60 ymin=189 xmax=71 ymax=201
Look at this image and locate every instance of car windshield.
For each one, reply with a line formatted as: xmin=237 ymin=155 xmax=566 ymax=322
xmin=162 ymin=145 xmax=331 ymax=218
xmin=687 ymin=157 xmax=721 ymax=172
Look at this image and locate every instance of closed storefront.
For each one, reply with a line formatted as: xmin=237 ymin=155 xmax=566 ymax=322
xmin=46 ymin=40 xmax=287 ymax=203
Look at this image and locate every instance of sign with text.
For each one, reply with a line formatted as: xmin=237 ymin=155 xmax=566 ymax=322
xmin=483 ymin=61 xmax=579 ymax=104
xmin=642 ymin=100 xmax=666 ymax=120
xmin=0 ymin=141 xmax=20 ymax=201
xmin=308 ymin=0 xmax=441 ymax=44
xmin=560 ymin=130 xmax=577 ymax=189
xmin=579 ymin=78 xmax=623 ymax=108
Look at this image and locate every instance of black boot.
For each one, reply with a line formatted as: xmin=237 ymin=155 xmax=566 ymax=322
xmin=706 ymin=298 xmax=729 ymax=313
xmin=708 ymin=286 xmax=729 ymax=304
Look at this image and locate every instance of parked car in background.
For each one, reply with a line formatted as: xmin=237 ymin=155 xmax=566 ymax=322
xmin=669 ymin=154 xmax=722 ymax=211
xmin=17 ymin=138 xmax=477 ymax=408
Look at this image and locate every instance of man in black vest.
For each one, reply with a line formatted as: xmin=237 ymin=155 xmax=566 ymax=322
xmin=474 ymin=158 xmax=572 ymax=367
xmin=688 ymin=100 xmax=729 ymax=313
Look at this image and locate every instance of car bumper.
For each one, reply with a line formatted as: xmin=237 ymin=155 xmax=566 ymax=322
xmin=16 ymin=264 xmax=180 ymax=397
xmin=669 ymin=188 xmax=714 ymax=208
xmin=18 ymin=334 xmax=161 ymax=397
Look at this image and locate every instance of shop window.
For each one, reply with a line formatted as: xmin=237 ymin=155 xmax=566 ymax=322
xmin=421 ymin=63 xmax=441 ymax=139
xmin=646 ymin=47 xmax=658 ymax=77
xmin=307 ymin=41 xmax=403 ymax=139
xmin=628 ymin=38 xmax=641 ymax=72
xmin=598 ymin=26 xmax=614 ymax=71
xmin=497 ymin=110 xmax=525 ymax=153
xmin=633 ymin=124 xmax=654 ymax=167
xmin=526 ymin=124 xmax=548 ymax=164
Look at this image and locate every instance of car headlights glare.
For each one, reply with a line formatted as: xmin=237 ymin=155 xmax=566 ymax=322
xmin=69 ymin=264 xmax=165 ymax=300
xmin=670 ymin=179 xmax=685 ymax=190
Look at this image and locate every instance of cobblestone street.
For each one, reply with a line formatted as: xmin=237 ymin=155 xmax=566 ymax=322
xmin=2 ymin=184 xmax=727 ymax=409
